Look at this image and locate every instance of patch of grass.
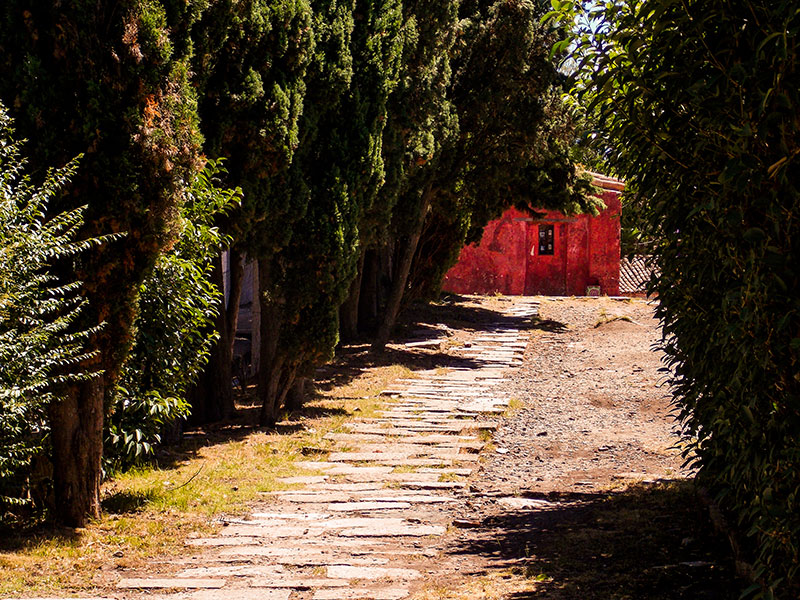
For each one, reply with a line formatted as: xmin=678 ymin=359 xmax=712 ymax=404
xmin=504 ymin=397 xmax=524 ymax=417
xmin=392 ymin=465 xmax=420 ymax=474
xmin=478 ymin=429 xmax=494 ymax=442
xmin=437 ymin=472 xmax=465 ymax=483
xmin=594 ymin=307 xmax=636 ymax=328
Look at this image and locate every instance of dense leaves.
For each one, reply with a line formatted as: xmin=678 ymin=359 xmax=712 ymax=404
xmin=0 ymin=106 xmax=102 ymax=521
xmin=0 ymin=0 xmax=206 ymax=525
xmin=106 ymin=162 xmax=240 ymax=471
xmin=551 ymin=1 xmax=800 ymax=596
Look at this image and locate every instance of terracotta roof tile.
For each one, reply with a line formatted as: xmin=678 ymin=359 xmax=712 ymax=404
xmin=620 ymin=255 xmax=655 ymax=293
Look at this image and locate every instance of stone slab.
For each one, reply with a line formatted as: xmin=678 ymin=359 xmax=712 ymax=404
xmin=327 ymin=566 xmax=422 ymax=580
xmin=361 ymin=494 xmax=455 ymax=504
xmin=416 ymin=467 xmax=473 ymax=476
xmin=324 ymin=466 xmax=396 ymax=477
xmin=327 ymin=501 xmax=412 ymax=511
xmin=277 ymin=475 xmax=330 ymax=484
xmin=335 ymin=472 xmax=441 ymax=483
xmin=345 ymin=424 xmax=467 ymax=435
xmin=217 ymin=548 xmax=390 ymax=566
xmin=497 ymin=496 xmax=559 ymax=510
xmin=397 ymin=480 xmax=467 ymax=489
xmin=155 ymin=590 xmax=291 ymax=600
xmin=326 ymin=457 xmax=470 ymax=467
xmin=339 ymin=524 xmax=445 ymax=537
xmin=187 ymin=536 xmax=263 ymax=546
xmin=295 ymin=461 xmax=341 ymax=470
xmin=305 ymin=482 xmax=388 ymax=492
xmin=250 ymin=511 xmax=334 ymax=520
xmin=313 ymin=588 xmax=409 ymax=600
xmin=176 ymin=565 xmax=285 ymax=577
xmin=221 ymin=524 xmax=328 ymax=537
xmin=251 ymin=578 xmax=350 ymax=589
xmin=342 ymin=452 xmax=478 ymax=463
xmin=117 ymin=578 xmax=225 ymax=589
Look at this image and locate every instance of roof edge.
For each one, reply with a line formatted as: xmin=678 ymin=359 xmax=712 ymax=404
xmin=585 ymin=170 xmax=625 ymax=192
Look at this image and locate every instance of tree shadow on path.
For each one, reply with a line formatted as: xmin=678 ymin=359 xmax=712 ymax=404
xmin=449 ymin=481 xmax=742 ymax=600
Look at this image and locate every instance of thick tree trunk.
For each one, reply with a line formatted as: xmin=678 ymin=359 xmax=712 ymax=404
xmin=187 ymin=251 xmax=239 ymax=424
xmin=49 ymin=375 xmax=104 ymax=527
xmin=358 ymin=248 xmax=380 ymax=334
xmin=257 ymin=257 xmax=287 ymax=427
xmin=372 ymin=188 xmax=432 ymax=351
xmin=339 ymin=249 xmax=365 ymax=341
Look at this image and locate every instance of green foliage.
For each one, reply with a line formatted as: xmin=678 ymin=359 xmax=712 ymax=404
xmin=0 ymin=2 xmax=205 ymax=379
xmin=0 ymin=1 xmax=206 ymax=524
xmin=0 ymin=106 xmax=99 ymax=519
xmin=405 ymin=0 xmax=599 ymax=301
xmin=193 ymin=0 xmax=315 ymax=257
xmin=552 ymin=1 xmax=800 ymax=596
xmin=279 ymin=0 xmax=404 ymax=356
xmin=106 ymin=162 xmax=241 ymax=471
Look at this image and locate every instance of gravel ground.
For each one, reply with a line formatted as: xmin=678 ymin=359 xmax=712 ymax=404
xmin=481 ymin=296 xmax=684 ymax=495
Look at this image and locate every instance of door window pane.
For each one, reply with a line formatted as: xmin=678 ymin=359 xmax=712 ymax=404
xmin=538 ymin=224 xmax=554 ymax=255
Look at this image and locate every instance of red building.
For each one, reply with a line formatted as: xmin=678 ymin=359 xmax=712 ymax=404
xmin=442 ymin=173 xmax=623 ymax=296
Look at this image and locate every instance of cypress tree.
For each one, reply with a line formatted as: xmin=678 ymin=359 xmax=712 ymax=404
xmin=190 ymin=0 xmax=314 ymax=423
xmin=0 ymin=1 xmax=203 ymax=525
xmin=371 ymin=0 xmax=595 ymax=348
xmin=256 ymin=0 xmax=404 ymax=424
xmin=364 ymin=0 xmax=460 ymax=348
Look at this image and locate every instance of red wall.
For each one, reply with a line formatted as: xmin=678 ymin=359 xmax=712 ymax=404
xmin=443 ymin=190 xmax=621 ymax=296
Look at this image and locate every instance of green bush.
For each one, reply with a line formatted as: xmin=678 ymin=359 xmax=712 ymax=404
xmin=0 ymin=106 xmax=99 ymax=521
xmin=551 ymin=2 xmax=800 ymax=597
xmin=106 ymin=161 xmax=240 ymax=471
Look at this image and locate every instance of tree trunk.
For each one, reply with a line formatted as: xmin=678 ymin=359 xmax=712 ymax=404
xmin=285 ymin=376 xmax=308 ymax=412
xmin=339 ymin=249 xmax=365 ymax=341
xmin=257 ymin=257 xmax=285 ymax=427
xmin=187 ymin=251 xmax=239 ymax=424
xmin=49 ymin=375 xmax=104 ymax=527
xmin=358 ymin=248 xmax=380 ymax=334
xmin=225 ymin=248 xmax=245 ymax=359
xmin=372 ymin=187 xmax=433 ymax=351
xmin=250 ymin=259 xmax=261 ymax=377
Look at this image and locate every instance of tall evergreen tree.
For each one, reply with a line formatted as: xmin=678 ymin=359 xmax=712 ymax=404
xmin=359 ymin=0 xmax=461 ymax=347
xmin=370 ymin=0 xmax=595 ymax=349
xmin=0 ymin=1 xmax=204 ymax=525
xmin=190 ymin=0 xmax=315 ymax=423
xmin=256 ymin=0 xmax=404 ymax=425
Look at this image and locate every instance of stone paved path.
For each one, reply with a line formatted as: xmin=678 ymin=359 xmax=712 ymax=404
xmin=114 ymin=299 xmax=540 ymax=600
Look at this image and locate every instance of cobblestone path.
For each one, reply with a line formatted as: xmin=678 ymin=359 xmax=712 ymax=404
xmin=112 ymin=298 xmax=540 ymax=600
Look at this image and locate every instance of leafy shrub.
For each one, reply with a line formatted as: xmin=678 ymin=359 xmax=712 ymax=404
xmin=105 ymin=161 xmax=240 ymax=472
xmin=551 ymin=2 xmax=800 ymax=597
xmin=0 ymin=105 xmax=99 ymax=520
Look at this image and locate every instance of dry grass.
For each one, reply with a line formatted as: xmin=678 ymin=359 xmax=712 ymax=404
xmin=412 ymin=571 xmax=539 ymax=600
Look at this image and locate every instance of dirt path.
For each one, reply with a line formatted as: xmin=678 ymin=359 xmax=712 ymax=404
xmin=416 ymin=297 xmax=740 ymax=599
xmin=86 ymin=295 xmax=737 ymax=600
xmin=110 ymin=298 xmax=538 ymax=599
